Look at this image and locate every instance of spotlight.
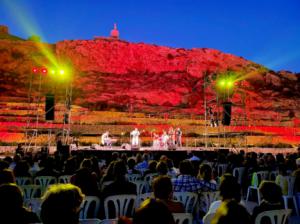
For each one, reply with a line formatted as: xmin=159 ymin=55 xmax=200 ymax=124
xmin=50 ymin=69 xmax=56 ymax=74
xmin=41 ymin=68 xmax=48 ymax=74
xmin=32 ymin=67 xmax=38 ymax=73
xmin=59 ymin=70 xmax=65 ymax=75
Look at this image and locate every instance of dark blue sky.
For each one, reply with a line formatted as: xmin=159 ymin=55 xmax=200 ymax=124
xmin=1 ymin=0 xmax=300 ymax=72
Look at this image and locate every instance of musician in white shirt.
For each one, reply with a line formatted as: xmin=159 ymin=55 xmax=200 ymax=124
xmin=130 ymin=128 xmax=140 ymax=146
xmin=101 ymin=131 xmax=112 ymax=146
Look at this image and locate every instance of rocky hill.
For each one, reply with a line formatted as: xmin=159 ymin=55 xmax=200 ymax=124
xmin=0 ymin=26 xmax=300 ymax=123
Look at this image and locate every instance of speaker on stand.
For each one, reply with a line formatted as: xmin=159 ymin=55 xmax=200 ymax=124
xmin=45 ymin=93 xmax=55 ymax=121
xmin=222 ymin=102 xmax=232 ymax=126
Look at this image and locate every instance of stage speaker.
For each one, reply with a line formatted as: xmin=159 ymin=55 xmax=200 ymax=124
xmin=45 ymin=94 xmax=55 ymax=120
xmin=222 ymin=102 xmax=232 ymax=126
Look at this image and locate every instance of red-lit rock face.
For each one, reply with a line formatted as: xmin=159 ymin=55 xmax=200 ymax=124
xmin=0 ymin=37 xmax=300 ymax=120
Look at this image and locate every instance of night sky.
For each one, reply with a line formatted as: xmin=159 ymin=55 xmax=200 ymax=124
xmin=0 ymin=0 xmax=299 ymax=72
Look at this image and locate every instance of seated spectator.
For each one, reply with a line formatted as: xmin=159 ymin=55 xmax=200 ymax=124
xmin=166 ymin=158 xmax=178 ymax=177
xmin=40 ymin=183 xmax=84 ymax=224
xmin=0 ymin=159 xmax=9 ymax=171
xmin=203 ymin=174 xmax=242 ymax=220
xmin=152 ymin=175 xmax=185 ymax=213
xmin=127 ymin=157 xmax=141 ymax=175
xmin=0 ymin=168 xmax=16 ymax=185
xmin=211 ymin=199 xmax=251 ymax=224
xmin=143 ymin=160 xmax=158 ymax=177
xmin=251 ymin=181 xmax=284 ymax=223
xmin=71 ymin=158 xmax=99 ymax=196
xmin=275 ymin=165 xmax=288 ymax=195
xmin=156 ymin=161 xmax=168 ymax=176
xmin=62 ymin=156 xmax=78 ymax=175
xmin=102 ymin=160 xmax=136 ymax=198
xmin=172 ymin=160 xmax=208 ymax=192
xmin=197 ymin=163 xmax=217 ymax=191
xmin=36 ymin=157 xmax=60 ymax=177
xmin=293 ymin=158 xmax=300 ymax=209
xmin=100 ymin=160 xmax=116 ymax=184
xmin=133 ymin=198 xmax=175 ymax=224
xmin=14 ymin=160 xmax=32 ymax=177
xmin=0 ymin=183 xmax=40 ymax=224
xmin=135 ymin=153 xmax=149 ymax=170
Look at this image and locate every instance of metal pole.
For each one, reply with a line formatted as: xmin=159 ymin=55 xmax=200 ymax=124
xmin=204 ymin=73 xmax=208 ymax=149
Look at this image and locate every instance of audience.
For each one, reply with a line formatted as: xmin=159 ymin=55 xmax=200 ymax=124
xmin=152 ymin=175 xmax=185 ymax=213
xmin=133 ymin=198 xmax=175 ymax=224
xmin=0 ymin=183 xmax=40 ymax=224
xmin=40 ymin=183 xmax=84 ymax=224
xmin=251 ymin=181 xmax=284 ymax=223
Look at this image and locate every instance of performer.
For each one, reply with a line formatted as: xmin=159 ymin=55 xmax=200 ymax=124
xmin=161 ymin=131 xmax=169 ymax=150
xmin=175 ymin=127 xmax=182 ymax=147
xmin=168 ymin=127 xmax=175 ymax=145
xmin=130 ymin=128 xmax=140 ymax=147
xmin=101 ymin=131 xmax=112 ymax=147
xmin=152 ymin=132 xmax=160 ymax=149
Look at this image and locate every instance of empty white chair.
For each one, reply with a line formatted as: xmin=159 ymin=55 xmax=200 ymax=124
xmin=58 ymin=175 xmax=72 ymax=183
xmin=233 ymin=167 xmax=245 ymax=185
xmin=79 ymin=196 xmax=100 ymax=219
xmin=21 ymin=185 xmax=42 ymax=199
xmin=104 ymin=194 xmax=136 ymax=219
xmin=79 ymin=218 xmax=102 ymax=224
xmin=16 ymin=177 xmax=33 ymax=186
xmin=126 ymin=174 xmax=142 ymax=182
xmin=254 ymin=209 xmax=292 ymax=224
xmin=246 ymin=171 xmax=269 ymax=204
xmin=201 ymin=191 xmax=220 ymax=213
xmin=173 ymin=192 xmax=198 ymax=213
xmin=281 ymin=176 xmax=299 ymax=216
xmin=173 ymin=213 xmax=193 ymax=224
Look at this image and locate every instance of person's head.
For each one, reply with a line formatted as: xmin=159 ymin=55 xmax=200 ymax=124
xmin=127 ymin=157 xmax=136 ymax=170
xmin=0 ymin=183 xmax=23 ymax=210
xmin=112 ymin=152 xmax=120 ymax=161
xmin=152 ymin=175 xmax=173 ymax=200
xmin=179 ymin=160 xmax=194 ymax=175
xmin=0 ymin=169 xmax=16 ymax=185
xmin=148 ymin=160 xmax=158 ymax=172
xmin=198 ymin=163 xmax=213 ymax=182
xmin=219 ymin=174 xmax=241 ymax=202
xmin=133 ymin=198 xmax=175 ymax=224
xmin=113 ymin=160 xmax=127 ymax=179
xmin=296 ymin=158 xmax=300 ymax=168
xmin=41 ymin=184 xmax=84 ymax=224
xmin=211 ymin=200 xmax=251 ymax=224
xmin=156 ymin=161 xmax=168 ymax=175
xmin=278 ymin=164 xmax=287 ymax=176
xmin=259 ymin=181 xmax=282 ymax=204
xmin=0 ymin=159 xmax=9 ymax=171
xmin=13 ymin=160 xmax=30 ymax=177
xmin=80 ymin=158 xmax=93 ymax=170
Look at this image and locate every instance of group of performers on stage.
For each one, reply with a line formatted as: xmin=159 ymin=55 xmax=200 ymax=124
xmin=100 ymin=127 xmax=182 ymax=150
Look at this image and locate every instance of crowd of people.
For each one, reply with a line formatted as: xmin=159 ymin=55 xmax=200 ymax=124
xmin=0 ymin=144 xmax=300 ymax=223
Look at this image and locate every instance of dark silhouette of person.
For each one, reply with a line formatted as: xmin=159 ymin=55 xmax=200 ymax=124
xmin=40 ymin=183 xmax=84 ymax=224
xmin=0 ymin=183 xmax=40 ymax=224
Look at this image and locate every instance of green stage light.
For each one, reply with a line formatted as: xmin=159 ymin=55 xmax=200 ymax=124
xmin=227 ymin=80 xmax=234 ymax=87
xmin=50 ymin=69 xmax=56 ymax=74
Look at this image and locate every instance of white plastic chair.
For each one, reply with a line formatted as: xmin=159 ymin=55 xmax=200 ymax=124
xmin=144 ymin=173 xmax=158 ymax=192
xmin=203 ymin=212 xmax=215 ymax=224
xmin=136 ymin=192 xmax=153 ymax=208
xmin=79 ymin=196 xmax=100 ymax=219
xmin=255 ymin=209 xmax=292 ymax=224
xmin=173 ymin=192 xmax=198 ymax=213
xmin=101 ymin=181 xmax=113 ymax=191
xmin=281 ymin=176 xmax=299 ymax=216
xmin=21 ymin=184 xmax=42 ymax=199
xmin=201 ymin=191 xmax=220 ymax=213
xmin=233 ymin=167 xmax=245 ymax=185
xmin=104 ymin=194 xmax=136 ymax=219
xmin=173 ymin=213 xmax=193 ymax=224
xmin=99 ymin=219 xmax=118 ymax=224
xmin=34 ymin=176 xmax=57 ymax=187
xmin=217 ymin=164 xmax=228 ymax=177
xmin=132 ymin=180 xmax=147 ymax=195
xmin=126 ymin=174 xmax=142 ymax=182
xmin=58 ymin=175 xmax=72 ymax=183
xmin=24 ymin=198 xmax=42 ymax=218
xmin=79 ymin=218 xmax=102 ymax=224
xmin=16 ymin=177 xmax=33 ymax=186
xmin=246 ymin=171 xmax=269 ymax=204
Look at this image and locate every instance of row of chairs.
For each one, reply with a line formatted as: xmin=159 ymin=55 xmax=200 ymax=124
xmin=16 ymin=175 xmax=71 ymax=186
